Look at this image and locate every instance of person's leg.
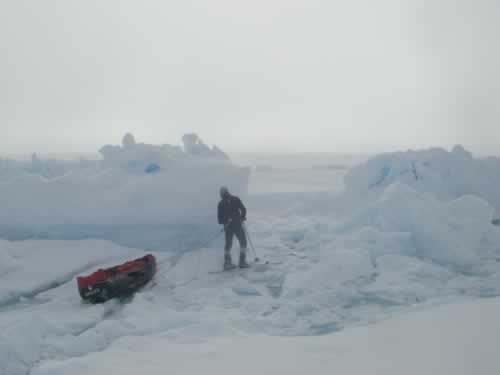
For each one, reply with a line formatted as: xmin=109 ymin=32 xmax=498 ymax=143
xmin=224 ymin=228 xmax=235 ymax=269
xmin=234 ymin=224 xmax=249 ymax=268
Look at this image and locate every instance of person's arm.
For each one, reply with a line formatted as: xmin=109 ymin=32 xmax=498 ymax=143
xmin=218 ymin=202 xmax=224 ymax=225
xmin=238 ymin=198 xmax=247 ymax=221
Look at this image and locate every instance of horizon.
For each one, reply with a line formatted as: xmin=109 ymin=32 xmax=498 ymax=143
xmin=2 ymin=132 xmax=498 ymax=158
xmin=1 ymin=142 xmax=498 ymax=161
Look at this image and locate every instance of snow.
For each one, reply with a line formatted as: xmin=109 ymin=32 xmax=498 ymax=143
xmin=31 ymin=297 xmax=500 ymax=375
xmin=0 ymin=134 xmax=249 ymax=250
xmin=0 ymin=239 xmax=141 ymax=306
xmin=344 ymin=145 xmax=500 ymax=214
xmin=1 ymin=145 xmax=500 ymax=374
xmin=2 ymin=212 xmax=499 ymax=374
xmin=339 ymin=183 xmax=496 ymax=270
xmin=232 ymin=152 xmax=362 ymax=194
xmin=0 ymin=239 xmax=147 ymax=375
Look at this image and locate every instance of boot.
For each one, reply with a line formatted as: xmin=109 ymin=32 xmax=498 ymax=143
xmin=239 ymin=251 xmax=250 ymax=269
xmin=224 ymin=253 xmax=236 ymax=270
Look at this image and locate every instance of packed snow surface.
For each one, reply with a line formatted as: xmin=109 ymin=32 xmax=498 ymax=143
xmin=32 ymin=297 xmax=500 ymax=375
xmin=1 ymin=145 xmax=500 ymax=374
xmin=0 ymin=239 xmax=140 ymax=306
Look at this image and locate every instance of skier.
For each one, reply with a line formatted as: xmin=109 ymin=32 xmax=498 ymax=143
xmin=217 ymin=186 xmax=249 ymax=270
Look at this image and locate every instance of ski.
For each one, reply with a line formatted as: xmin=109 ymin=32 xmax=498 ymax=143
xmin=208 ymin=265 xmax=248 ymax=274
xmin=208 ymin=259 xmax=270 ymax=274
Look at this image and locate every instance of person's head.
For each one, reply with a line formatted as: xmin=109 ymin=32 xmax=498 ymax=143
xmin=219 ymin=186 xmax=230 ymax=199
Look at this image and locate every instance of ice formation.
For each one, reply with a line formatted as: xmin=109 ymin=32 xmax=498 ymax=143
xmin=0 ymin=134 xmax=249 ymax=250
xmin=1 ymin=145 xmax=500 ymax=375
xmin=345 ymin=145 xmax=500 ymax=214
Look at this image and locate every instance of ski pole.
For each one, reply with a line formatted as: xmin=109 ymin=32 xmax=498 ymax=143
xmin=242 ymin=223 xmax=259 ymax=262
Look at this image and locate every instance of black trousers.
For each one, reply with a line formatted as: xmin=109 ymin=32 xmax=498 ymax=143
xmin=224 ymin=223 xmax=247 ymax=254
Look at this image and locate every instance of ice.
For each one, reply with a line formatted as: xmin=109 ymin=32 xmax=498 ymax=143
xmin=0 ymin=134 xmax=249 ymax=250
xmin=0 ymin=153 xmax=93 ymax=181
xmin=99 ymin=133 xmax=229 ymax=173
xmin=344 ymin=145 xmax=500 ymax=214
xmin=232 ymin=152 xmax=361 ymax=195
xmin=182 ymin=133 xmax=229 ymax=160
xmin=339 ymin=183 xmax=495 ymax=270
xmin=30 ymin=298 xmax=500 ymax=375
xmin=1 ymin=148 xmax=500 ymax=374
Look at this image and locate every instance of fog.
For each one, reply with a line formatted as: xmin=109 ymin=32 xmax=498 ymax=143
xmin=1 ymin=0 xmax=499 ymax=155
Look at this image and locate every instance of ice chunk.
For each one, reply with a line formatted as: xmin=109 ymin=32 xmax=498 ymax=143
xmin=122 ymin=133 xmax=136 ymax=148
xmin=341 ymin=183 xmax=494 ymax=270
xmin=182 ymin=133 xmax=229 ymax=160
xmin=345 ymin=146 xmax=500 ymax=214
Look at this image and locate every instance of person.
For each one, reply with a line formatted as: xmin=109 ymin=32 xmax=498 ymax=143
xmin=217 ymin=186 xmax=249 ymax=270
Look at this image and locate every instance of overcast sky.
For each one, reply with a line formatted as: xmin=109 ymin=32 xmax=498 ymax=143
xmin=1 ymin=0 xmax=499 ymax=155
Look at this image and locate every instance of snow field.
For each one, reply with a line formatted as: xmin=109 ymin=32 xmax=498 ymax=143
xmin=31 ymin=297 xmax=500 ymax=375
xmin=3 ymin=199 xmax=499 ymax=374
xmin=0 ymin=240 xmax=147 ymax=375
xmin=2 ymin=145 xmax=500 ymax=374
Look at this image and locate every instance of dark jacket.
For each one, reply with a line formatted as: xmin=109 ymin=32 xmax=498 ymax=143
xmin=218 ymin=194 xmax=246 ymax=226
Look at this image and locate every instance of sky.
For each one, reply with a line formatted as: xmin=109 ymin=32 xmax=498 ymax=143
xmin=1 ymin=0 xmax=499 ymax=155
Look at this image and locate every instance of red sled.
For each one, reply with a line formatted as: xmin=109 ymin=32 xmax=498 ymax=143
xmin=77 ymin=254 xmax=156 ymax=303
